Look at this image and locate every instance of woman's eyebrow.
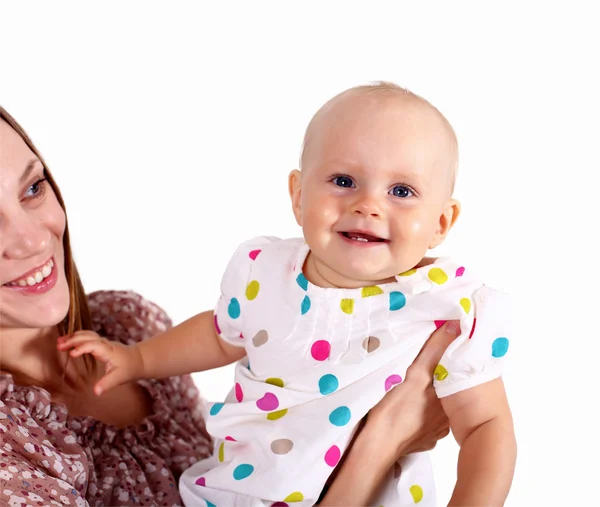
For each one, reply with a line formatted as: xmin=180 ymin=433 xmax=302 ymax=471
xmin=20 ymin=159 xmax=40 ymax=184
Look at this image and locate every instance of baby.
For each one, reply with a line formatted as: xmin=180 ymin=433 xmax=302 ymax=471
xmin=60 ymin=82 xmax=516 ymax=506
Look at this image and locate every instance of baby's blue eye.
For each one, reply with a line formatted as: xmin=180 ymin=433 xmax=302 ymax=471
xmin=333 ymin=176 xmax=355 ymax=188
xmin=390 ymin=185 xmax=412 ymax=198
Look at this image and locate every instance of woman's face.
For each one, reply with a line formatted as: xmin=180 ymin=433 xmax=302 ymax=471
xmin=0 ymin=119 xmax=70 ymax=331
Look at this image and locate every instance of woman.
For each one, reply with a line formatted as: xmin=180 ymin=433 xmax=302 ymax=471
xmin=0 ymin=106 xmax=455 ymax=506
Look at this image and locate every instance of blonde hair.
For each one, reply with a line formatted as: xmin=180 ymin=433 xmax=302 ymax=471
xmin=0 ymin=107 xmax=93 ymax=343
xmin=299 ymin=81 xmax=459 ymax=187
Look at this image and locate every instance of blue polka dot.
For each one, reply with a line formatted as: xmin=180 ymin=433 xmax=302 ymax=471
xmin=329 ymin=406 xmax=351 ymax=426
xmin=209 ymin=403 xmax=224 ymax=416
xmin=319 ymin=374 xmax=339 ymax=395
xmin=228 ymin=298 xmax=241 ymax=319
xmin=206 ymin=501 xmax=216 ymax=507
xmin=389 ymin=291 xmax=406 ymax=311
xmin=296 ymin=273 xmax=308 ymax=291
xmin=492 ymin=337 xmax=509 ymax=358
xmin=233 ymin=464 xmax=254 ymax=480
xmin=301 ymin=295 xmax=311 ymax=315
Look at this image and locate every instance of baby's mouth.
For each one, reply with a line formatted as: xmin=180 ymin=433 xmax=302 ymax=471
xmin=340 ymin=232 xmax=388 ymax=243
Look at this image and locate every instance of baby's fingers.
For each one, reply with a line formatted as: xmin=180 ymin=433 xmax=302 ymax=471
xmin=68 ymin=340 xmax=114 ymax=364
xmin=57 ymin=332 xmax=103 ymax=351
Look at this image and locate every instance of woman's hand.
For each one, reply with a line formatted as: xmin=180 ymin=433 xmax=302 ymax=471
xmin=318 ymin=320 xmax=461 ymax=506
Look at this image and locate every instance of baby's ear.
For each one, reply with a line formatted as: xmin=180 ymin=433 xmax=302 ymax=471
xmin=429 ymin=198 xmax=461 ymax=249
xmin=288 ymin=169 xmax=303 ymax=226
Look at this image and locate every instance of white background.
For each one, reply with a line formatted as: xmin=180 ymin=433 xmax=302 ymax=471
xmin=2 ymin=2 xmax=598 ymax=505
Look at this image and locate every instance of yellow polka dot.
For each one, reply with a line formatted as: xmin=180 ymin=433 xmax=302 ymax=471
xmin=460 ymin=297 xmax=471 ymax=314
xmin=398 ymin=268 xmax=417 ymax=276
xmin=245 ymin=280 xmax=260 ymax=300
xmin=284 ymin=492 xmax=304 ymax=502
xmin=434 ymin=364 xmax=448 ymax=381
xmin=409 ymin=484 xmax=423 ymax=503
xmin=428 ymin=268 xmax=448 ymax=284
xmin=266 ymin=377 xmax=284 ymax=388
xmin=361 ymin=286 xmax=384 ymax=297
xmin=267 ymin=409 xmax=288 ymax=421
xmin=340 ymin=299 xmax=354 ymax=314
xmin=218 ymin=441 xmax=224 ymax=462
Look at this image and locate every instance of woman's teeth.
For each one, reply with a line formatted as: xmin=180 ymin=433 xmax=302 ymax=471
xmin=8 ymin=259 xmax=54 ymax=287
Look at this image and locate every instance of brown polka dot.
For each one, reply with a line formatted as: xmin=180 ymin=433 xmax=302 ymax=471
xmin=362 ymin=336 xmax=380 ymax=353
xmin=252 ymin=329 xmax=269 ymax=347
xmin=270 ymin=439 xmax=294 ymax=455
xmin=393 ymin=461 xmax=402 ymax=479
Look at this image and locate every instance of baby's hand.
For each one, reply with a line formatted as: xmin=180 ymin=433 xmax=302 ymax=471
xmin=57 ymin=331 xmax=144 ymax=396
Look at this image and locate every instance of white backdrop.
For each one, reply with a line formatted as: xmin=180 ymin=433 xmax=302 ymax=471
xmin=2 ymin=2 xmax=598 ymax=505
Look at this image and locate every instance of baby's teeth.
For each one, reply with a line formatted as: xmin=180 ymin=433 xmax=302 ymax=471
xmin=34 ymin=271 xmax=43 ymax=283
xmin=27 ymin=277 xmax=36 ymax=286
xmin=42 ymin=265 xmax=51 ymax=277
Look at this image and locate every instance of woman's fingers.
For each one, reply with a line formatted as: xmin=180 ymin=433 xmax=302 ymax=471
xmin=409 ymin=320 xmax=461 ymax=374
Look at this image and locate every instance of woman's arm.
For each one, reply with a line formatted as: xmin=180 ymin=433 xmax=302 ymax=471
xmin=319 ymin=320 xmax=461 ymax=506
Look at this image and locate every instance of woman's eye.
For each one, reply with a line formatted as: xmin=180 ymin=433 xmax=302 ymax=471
xmin=24 ymin=178 xmax=47 ymax=199
xmin=332 ymin=176 xmax=355 ymax=188
xmin=390 ymin=185 xmax=412 ymax=198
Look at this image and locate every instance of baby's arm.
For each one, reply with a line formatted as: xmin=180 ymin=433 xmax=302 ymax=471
xmin=59 ymin=310 xmax=245 ymax=395
xmin=441 ymin=378 xmax=516 ymax=506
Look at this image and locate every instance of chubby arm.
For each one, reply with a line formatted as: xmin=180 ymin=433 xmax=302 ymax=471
xmin=59 ymin=310 xmax=246 ymax=395
xmin=137 ymin=310 xmax=246 ymax=379
xmin=441 ymin=378 xmax=516 ymax=506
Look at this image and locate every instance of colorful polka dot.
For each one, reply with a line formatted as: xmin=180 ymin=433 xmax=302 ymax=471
xmin=398 ymin=268 xmax=417 ymax=276
xmin=205 ymin=501 xmax=216 ymax=507
xmin=218 ymin=441 xmax=225 ymax=462
xmin=460 ymin=298 xmax=471 ymax=314
xmin=329 ymin=406 xmax=351 ymax=426
xmin=296 ymin=273 xmax=308 ymax=291
xmin=209 ymin=403 xmax=224 ymax=416
xmin=284 ymin=492 xmax=304 ymax=502
xmin=324 ymin=445 xmax=341 ymax=467
xmin=256 ymin=393 xmax=279 ymax=411
xmin=393 ymin=462 xmax=402 ymax=479
xmin=233 ymin=464 xmax=254 ymax=480
xmin=195 ymin=476 xmax=206 ymax=486
xmin=318 ymin=374 xmax=339 ymax=395
xmin=361 ymin=286 xmax=384 ymax=297
xmin=301 ymin=295 xmax=311 ymax=315
xmin=252 ymin=329 xmax=269 ymax=347
xmin=249 ymin=249 xmax=261 ymax=260
xmin=455 ymin=266 xmax=465 ymax=277
xmin=267 ymin=409 xmax=288 ymax=421
xmin=428 ymin=267 xmax=448 ymax=285
xmin=225 ymin=436 xmax=236 ymax=441
xmin=235 ymin=383 xmax=243 ymax=402
xmin=340 ymin=298 xmax=354 ymax=314
xmin=213 ymin=314 xmax=221 ymax=334
xmin=245 ymin=280 xmax=260 ymax=300
xmin=266 ymin=377 xmax=284 ymax=388
xmin=492 ymin=337 xmax=509 ymax=357
xmin=271 ymin=503 xmax=288 ymax=507
xmin=468 ymin=318 xmax=477 ymax=339
xmin=363 ymin=336 xmax=380 ymax=352
xmin=271 ymin=438 xmax=294 ymax=455
xmin=410 ymin=484 xmax=423 ymax=503
xmin=385 ymin=374 xmax=403 ymax=392
xmin=389 ymin=291 xmax=406 ymax=311
xmin=434 ymin=320 xmax=446 ymax=329
xmin=311 ymin=340 xmax=331 ymax=361
xmin=434 ymin=364 xmax=448 ymax=381
xmin=228 ymin=298 xmax=241 ymax=319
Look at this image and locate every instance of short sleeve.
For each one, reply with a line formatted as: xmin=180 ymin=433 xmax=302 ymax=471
xmin=434 ymin=286 xmax=513 ymax=398
xmin=213 ymin=236 xmax=277 ymax=347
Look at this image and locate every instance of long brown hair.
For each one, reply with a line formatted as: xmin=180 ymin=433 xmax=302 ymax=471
xmin=0 ymin=106 xmax=92 ymax=337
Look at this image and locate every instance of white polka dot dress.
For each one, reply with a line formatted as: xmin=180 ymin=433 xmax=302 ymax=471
xmin=179 ymin=237 xmax=512 ymax=507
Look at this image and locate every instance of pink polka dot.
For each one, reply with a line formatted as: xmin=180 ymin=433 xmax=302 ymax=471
xmin=456 ymin=266 xmax=465 ymax=277
xmin=213 ymin=314 xmax=221 ymax=334
xmin=225 ymin=436 xmax=237 ymax=441
xmin=195 ymin=477 xmax=206 ymax=486
xmin=240 ymin=332 xmax=244 ymax=339
xmin=249 ymin=249 xmax=262 ymax=260
xmin=271 ymin=503 xmax=288 ymax=507
xmin=434 ymin=320 xmax=446 ymax=329
xmin=311 ymin=340 xmax=331 ymax=361
xmin=324 ymin=445 xmax=341 ymax=467
xmin=235 ymin=383 xmax=243 ymax=402
xmin=385 ymin=374 xmax=403 ymax=392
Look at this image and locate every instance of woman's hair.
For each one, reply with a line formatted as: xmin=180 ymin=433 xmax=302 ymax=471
xmin=0 ymin=106 xmax=92 ymax=336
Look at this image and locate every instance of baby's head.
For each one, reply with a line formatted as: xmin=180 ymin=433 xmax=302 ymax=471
xmin=289 ymin=82 xmax=461 ymax=288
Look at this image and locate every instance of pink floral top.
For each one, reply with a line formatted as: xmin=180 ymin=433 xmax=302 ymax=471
xmin=0 ymin=291 xmax=212 ymax=506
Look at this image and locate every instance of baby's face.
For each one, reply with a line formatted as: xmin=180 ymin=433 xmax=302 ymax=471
xmin=291 ymin=92 xmax=459 ymax=288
